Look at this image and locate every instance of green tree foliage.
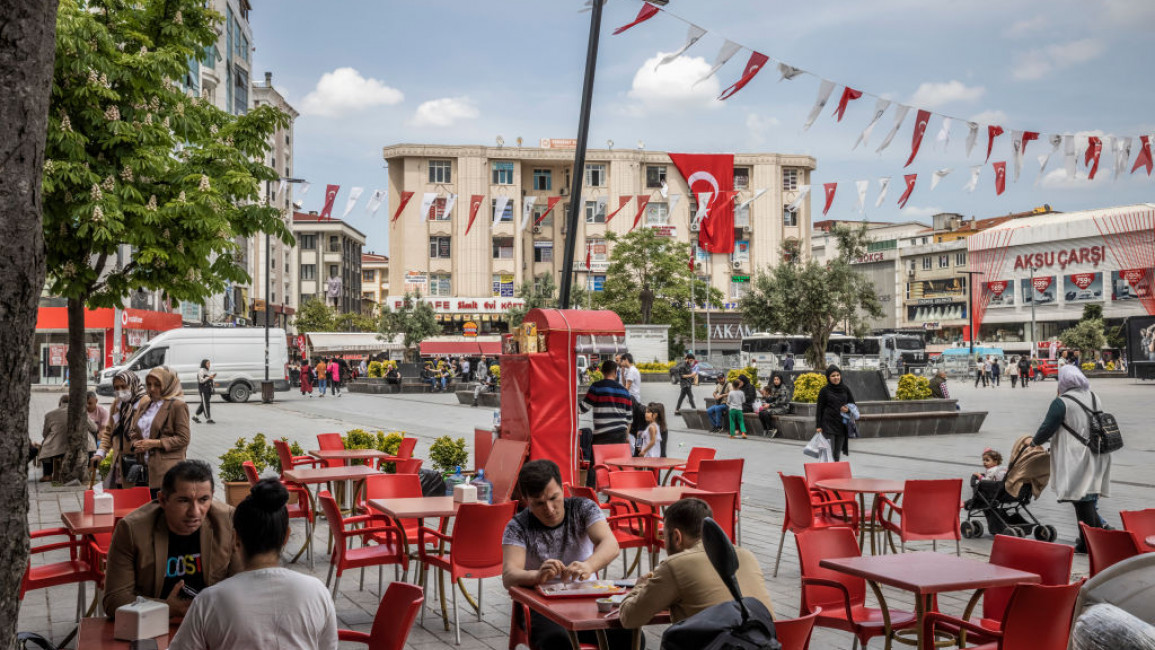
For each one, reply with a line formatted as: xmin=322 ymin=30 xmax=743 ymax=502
xmin=43 ymin=0 xmax=291 ymax=481
xmin=1059 ymin=318 xmax=1107 ymax=355
xmin=592 ymin=228 xmax=723 ymax=345
xmin=507 ymin=273 xmax=557 ymax=329
xmin=740 ymin=223 xmax=883 ymax=369
xmin=335 ymin=311 xmax=378 ymax=333
xmin=293 ymin=298 xmax=336 ymax=333
xmin=379 ymin=291 xmax=441 ymax=360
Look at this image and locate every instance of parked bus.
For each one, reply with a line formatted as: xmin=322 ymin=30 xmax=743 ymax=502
xmin=740 ymin=331 xmax=927 ymax=377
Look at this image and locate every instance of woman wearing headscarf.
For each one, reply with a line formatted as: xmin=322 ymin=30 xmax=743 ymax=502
xmin=130 ymin=367 xmax=191 ymax=498
xmin=758 ymin=373 xmax=793 ymax=435
xmin=91 ymin=370 xmax=148 ymax=488
xmin=815 ymin=365 xmax=855 ymax=461
xmin=1031 ymin=365 xmax=1111 ymax=553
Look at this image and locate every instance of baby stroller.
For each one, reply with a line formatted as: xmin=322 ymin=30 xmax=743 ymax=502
xmin=961 ymin=435 xmax=1058 ymax=541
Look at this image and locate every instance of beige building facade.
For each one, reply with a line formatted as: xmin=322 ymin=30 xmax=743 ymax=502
xmin=291 ymin=213 xmax=366 ymax=318
xmin=361 ymin=252 xmax=390 ymax=314
xmin=251 ymin=72 xmax=299 ymax=328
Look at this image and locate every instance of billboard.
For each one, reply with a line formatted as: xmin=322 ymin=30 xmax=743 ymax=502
xmin=1125 ymin=315 xmax=1155 ymax=378
xmin=986 ymin=280 xmax=1014 ymax=307
xmin=1111 ymin=269 xmax=1152 ymax=301
xmin=1062 ymin=272 xmax=1103 ymax=303
xmin=1021 ymin=276 xmax=1057 ymax=305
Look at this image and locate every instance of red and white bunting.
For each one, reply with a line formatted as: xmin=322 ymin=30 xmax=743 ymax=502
xmin=822 ymin=182 xmax=837 ymax=215
xmin=1064 ymin=135 xmax=1078 ymax=179
xmin=1133 ymin=135 xmax=1154 ymax=176
xmin=391 ymin=190 xmax=414 ymax=224
xmin=1113 ymin=137 xmax=1132 ymax=180
xmin=320 ymin=184 xmax=340 ymax=219
xmin=964 ymin=166 xmax=982 ymax=193
xmin=1038 ymin=134 xmax=1063 ymax=179
xmin=534 ymin=196 xmax=561 ymax=227
xmin=876 ymin=105 xmax=910 ymax=153
xmin=905 ymin=109 xmax=931 ymax=167
xmin=854 ymin=180 xmax=869 ymax=213
xmin=736 ymin=188 xmax=766 ymax=211
xmin=931 ymin=168 xmax=953 ymax=190
xmin=1085 ymin=136 xmax=1103 ymax=180
xmin=935 ymin=117 xmax=952 ymax=151
xmin=803 ymin=80 xmax=836 ymax=131
xmin=985 ymin=125 xmax=1005 ymax=163
xmin=787 ymin=185 xmax=810 ymax=212
xmin=520 ymin=195 xmax=537 ymax=230
xmin=605 ymin=196 xmax=632 ymax=224
xmin=668 ymin=193 xmax=682 ymax=215
xmin=365 ymin=189 xmax=387 ymax=216
xmin=965 ymin=122 xmax=980 ymax=158
xmin=694 ymin=40 xmax=741 ymax=87
xmin=342 ymin=187 xmax=364 ymax=219
xmin=833 ymin=86 xmax=863 ymax=122
xmin=1011 ymin=131 xmax=1039 ymax=182
xmin=630 ymin=195 xmax=651 ymax=231
xmin=655 ymin=24 xmax=706 ymax=71
xmin=418 ymin=192 xmax=437 ymax=221
xmin=875 ymin=177 xmax=891 ymax=207
xmin=993 ymin=161 xmax=1007 ymax=196
xmin=853 ymin=98 xmax=890 ymax=150
xmin=897 ymin=174 xmax=917 ymax=208
xmin=492 ymin=196 xmax=510 ymax=226
xmin=719 ymin=51 xmax=769 ymax=100
xmin=612 ymin=2 xmax=659 ymax=35
xmin=777 ymin=62 xmax=804 ymax=81
xmin=441 ymin=193 xmax=457 ymax=221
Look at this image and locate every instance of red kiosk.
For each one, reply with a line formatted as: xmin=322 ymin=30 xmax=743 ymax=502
xmin=499 ymin=309 xmax=626 ymax=487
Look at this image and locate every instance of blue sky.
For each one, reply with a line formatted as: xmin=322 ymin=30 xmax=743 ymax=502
xmin=251 ymin=0 xmax=1155 ymax=254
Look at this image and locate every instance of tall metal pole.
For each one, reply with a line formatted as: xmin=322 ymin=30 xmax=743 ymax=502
xmin=1029 ymin=266 xmax=1038 ymax=358
xmin=690 ymin=266 xmax=696 ymax=356
xmin=264 ymin=182 xmax=271 ymax=384
xmin=960 ymin=270 xmax=985 ymax=363
xmin=557 ymin=0 xmax=604 ymax=309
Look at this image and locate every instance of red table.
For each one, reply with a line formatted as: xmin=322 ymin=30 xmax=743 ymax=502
xmin=77 ymin=618 xmax=170 ymax=649
xmin=509 ymin=586 xmax=669 ymax=650
xmin=309 ymin=449 xmax=402 ymax=464
xmin=284 ymin=465 xmax=382 ymax=567
xmin=814 ymin=478 xmax=905 ymax=555
xmin=61 ymin=508 xmax=138 ymax=536
xmin=605 ymin=457 xmax=686 ymax=485
xmin=820 ymin=552 xmax=1040 ymax=648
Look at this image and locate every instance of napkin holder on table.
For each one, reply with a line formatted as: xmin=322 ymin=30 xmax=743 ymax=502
xmin=453 ymin=482 xmax=477 ymax=503
xmin=92 ymin=491 xmax=114 ymax=515
xmin=114 ymin=598 xmax=169 ymax=640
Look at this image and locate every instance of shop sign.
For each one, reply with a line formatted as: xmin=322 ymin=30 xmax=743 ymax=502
xmin=1063 ymin=272 xmax=1103 ymax=302
xmin=87 ymin=347 xmax=101 ymax=362
xmin=987 ymin=280 xmax=1008 ymax=296
xmin=463 ymin=321 xmax=478 ymax=337
xmin=49 ymin=345 xmax=67 ymax=366
xmin=492 ymin=274 xmax=515 ymax=298
xmin=539 ymin=138 xmax=577 ymax=149
xmin=916 ymin=297 xmax=958 ymax=305
xmin=852 ymin=252 xmax=887 ymax=264
xmin=731 ymin=275 xmax=750 ymax=282
xmin=1032 ymin=276 xmax=1054 ymax=293
xmin=1012 ymin=245 xmax=1107 ymax=271
xmin=706 ymin=314 xmax=753 ymax=343
xmin=127 ymin=331 xmax=148 ymax=346
xmin=383 ymin=296 xmax=525 ymax=314
xmin=923 ymin=322 xmax=939 ymax=329
xmin=650 ymin=225 xmax=677 ymax=237
xmin=403 ymin=271 xmax=427 ymax=294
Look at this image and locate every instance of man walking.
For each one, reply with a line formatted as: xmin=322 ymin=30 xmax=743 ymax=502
xmin=1018 ymin=355 xmax=1032 ymax=388
xmin=580 ymin=360 xmax=633 ymax=488
xmin=619 ymin=353 xmax=642 ymax=404
xmin=674 ymin=353 xmax=699 ymax=415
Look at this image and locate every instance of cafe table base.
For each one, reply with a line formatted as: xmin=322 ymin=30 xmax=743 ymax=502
xmin=508 ymin=586 xmax=661 ymax=650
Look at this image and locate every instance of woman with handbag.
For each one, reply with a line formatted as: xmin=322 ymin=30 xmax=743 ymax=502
xmin=130 ymin=367 xmax=192 ymax=499
xmin=815 ymin=365 xmax=855 ymax=461
xmin=91 ymin=370 xmax=147 ymax=488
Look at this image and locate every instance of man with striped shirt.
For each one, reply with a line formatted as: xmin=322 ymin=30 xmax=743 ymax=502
xmin=581 ymin=360 xmax=633 ymax=487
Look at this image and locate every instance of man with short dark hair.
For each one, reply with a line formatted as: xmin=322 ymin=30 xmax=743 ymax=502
xmin=675 ymin=353 xmax=699 ymax=414
xmin=619 ymin=353 xmax=642 ymax=403
xmin=580 ymin=360 xmax=633 ymax=487
xmin=103 ymin=460 xmax=241 ymax=618
xmin=618 ymin=498 xmax=773 ymax=628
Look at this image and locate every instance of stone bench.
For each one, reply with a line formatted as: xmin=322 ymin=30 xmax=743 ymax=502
xmin=456 ymin=389 xmax=499 ymax=407
xmin=681 ymin=409 xmax=770 ymax=437
xmin=773 ymin=410 xmax=987 ymax=440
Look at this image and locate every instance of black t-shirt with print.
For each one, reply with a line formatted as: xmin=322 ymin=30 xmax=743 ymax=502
xmin=160 ymin=531 xmax=205 ymax=599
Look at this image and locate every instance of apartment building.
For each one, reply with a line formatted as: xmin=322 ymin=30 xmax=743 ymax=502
xmin=361 ymin=252 xmax=390 ymax=314
xmin=291 ymin=213 xmax=366 ymax=316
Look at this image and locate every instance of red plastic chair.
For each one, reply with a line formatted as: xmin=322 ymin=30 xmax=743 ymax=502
xmin=82 ymin=487 xmax=152 ymax=598
xmin=567 ymin=484 xmax=650 ymax=578
xmin=1120 ymin=508 xmax=1155 ymax=550
xmin=21 ymin=527 xmax=98 ymax=623
xmin=774 ymin=473 xmax=859 ymax=577
xmin=357 ymin=473 xmax=426 ymax=558
xmin=803 ymin=461 xmax=852 ymax=503
xmin=274 ymin=438 xmax=321 ymax=475
xmin=316 ymin=432 xmax=345 ymax=468
xmin=921 ymin=580 xmax=1083 ymax=650
xmin=338 ymin=581 xmax=424 ymax=650
xmin=418 ymin=501 xmax=517 ymax=645
xmin=877 ymin=479 xmax=962 ymax=555
xmin=242 ymin=461 xmax=314 ymax=562
xmin=796 ymin=528 xmax=916 ymax=648
xmin=775 ymin=608 xmax=821 ymax=650
xmin=318 ymin=490 xmax=406 ymax=596
xmin=396 ymin=436 xmax=417 ymax=459
xmin=590 ymin=443 xmax=633 ymax=492
xmin=1080 ymin=522 xmax=1143 ymax=577
xmin=394 ymin=458 xmax=423 ymax=474
xmin=684 ymin=490 xmax=738 ymax=543
xmin=686 ymin=459 xmax=745 ymax=542
xmin=670 ymin=447 xmax=717 ymax=486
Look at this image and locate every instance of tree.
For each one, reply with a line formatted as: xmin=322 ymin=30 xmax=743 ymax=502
xmin=592 ymin=228 xmax=722 ymax=345
xmin=335 ymin=311 xmax=378 ymax=333
xmin=1059 ymin=319 xmax=1107 ymax=357
xmin=293 ymin=298 xmax=336 ymax=333
xmin=740 ymin=223 xmax=883 ymax=369
xmin=379 ymin=292 xmax=441 ymax=361
xmin=43 ymin=0 xmax=291 ymax=481
xmin=507 ymin=273 xmax=557 ymax=328
xmin=0 ymin=0 xmax=57 ymax=640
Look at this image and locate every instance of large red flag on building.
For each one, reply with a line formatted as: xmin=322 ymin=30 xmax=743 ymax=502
xmin=993 ymin=161 xmax=1007 ymax=195
xmin=320 ymin=184 xmax=340 ymax=219
xmin=904 ymin=110 xmax=931 ymax=167
xmin=669 ymin=153 xmax=735 ymax=253
xmin=389 ymin=190 xmax=413 ymax=223
xmin=464 ymin=194 xmax=485 ymax=234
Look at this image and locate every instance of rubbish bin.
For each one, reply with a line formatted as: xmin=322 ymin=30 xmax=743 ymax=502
xmin=261 ymin=380 xmax=274 ymax=403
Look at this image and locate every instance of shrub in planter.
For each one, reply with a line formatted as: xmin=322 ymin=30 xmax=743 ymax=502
xmin=429 ymin=436 xmax=469 ymax=474
xmin=368 ymin=360 xmax=384 ymax=378
xmin=1080 ymin=362 xmax=1095 ymax=372
xmin=726 ymin=366 xmax=761 ymax=389
xmin=219 ymin=434 xmax=275 ymax=506
xmin=896 ymin=374 xmax=932 ymax=400
xmin=587 ymin=368 xmax=604 ymax=383
xmin=792 ymin=373 xmax=827 ymax=403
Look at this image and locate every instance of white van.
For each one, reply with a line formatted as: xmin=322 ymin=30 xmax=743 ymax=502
xmin=97 ymin=328 xmax=291 ymax=402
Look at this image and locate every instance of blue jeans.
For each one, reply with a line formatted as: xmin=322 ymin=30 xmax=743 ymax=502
xmin=318 ymin=379 xmax=327 ymax=395
xmin=707 ymin=404 xmax=728 ymax=428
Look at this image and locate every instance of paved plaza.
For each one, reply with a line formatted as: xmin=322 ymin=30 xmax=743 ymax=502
xmin=19 ymin=375 xmax=1155 ymax=648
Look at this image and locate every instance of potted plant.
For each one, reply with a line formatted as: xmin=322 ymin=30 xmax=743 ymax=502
xmin=429 ymin=435 xmax=469 ymax=475
xmin=218 ymin=434 xmax=274 ymax=506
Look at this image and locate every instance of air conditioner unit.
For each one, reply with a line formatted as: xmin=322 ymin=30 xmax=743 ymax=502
xmin=689 ymin=222 xmax=700 ymax=232
xmin=731 ymin=260 xmax=743 ymax=270
xmin=532 ymin=226 xmax=541 ymax=234
xmin=559 ymin=187 xmax=567 ymax=196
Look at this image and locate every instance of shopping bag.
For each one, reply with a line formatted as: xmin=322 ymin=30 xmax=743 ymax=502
xmin=803 ymin=433 xmax=832 ymax=462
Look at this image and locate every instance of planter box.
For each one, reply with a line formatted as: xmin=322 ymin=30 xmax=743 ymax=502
xmin=641 ymin=373 xmax=672 ymax=383
xmin=223 ymin=481 xmax=250 ymax=507
xmin=789 ymin=399 xmax=959 ymax=418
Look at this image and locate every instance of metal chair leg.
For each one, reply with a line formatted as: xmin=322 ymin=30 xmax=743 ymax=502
xmin=332 ymin=574 xmax=342 ymax=598
xmin=773 ymin=528 xmax=788 ymax=577
xmin=325 ymin=562 xmax=335 ymax=588
xmin=453 ymin=580 xmax=461 ymax=645
xmin=420 ymin=562 xmax=428 ymax=626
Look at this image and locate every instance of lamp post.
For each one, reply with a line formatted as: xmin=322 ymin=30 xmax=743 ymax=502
xmin=263 ymin=176 xmax=306 ymax=403
xmin=1028 ymin=266 xmax=1038 ymax=359
xmin=959 ymin=269 xmax=985 ymax=365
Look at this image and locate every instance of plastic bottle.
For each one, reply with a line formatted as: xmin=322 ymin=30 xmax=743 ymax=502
xmin=492 ymin=409 xmax=502 ymax=434
xmin=472 ymin=469 xmax=494 ymax=505
xmin=444 ymin=466 xmax=466 ymax=497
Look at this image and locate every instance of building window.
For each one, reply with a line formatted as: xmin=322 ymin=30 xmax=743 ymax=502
xmin=584 ymin=163 xmax=606 ymax=187
xmin=783 ymin=168 xmax=799 ymax=191
xmin=300 ymin=264 xmax=316 ymax=280
xmin=922 ymin=257 xmax=932 ymax=270
xmin=300 ymin=234 xmax=316 ymax=250
xmin=585 ymin=200 xmax=606 ymax=224
xmin=734 ymin=167 xmax=751 ymax=189
xmin=939 ymin=255 xmax=950 ymax=269
xmin=328 ymin=264 xmax=339 ymax=278
xmin=492 ymin=237 xmax=514 ymax=259
xmin=362 ymin=269 xmax=375 ymax=283
xmin=645 ymin=202 xmax=669 ymax=226
xmin=428 ymin=160 xmax=452 ymax=184
xmin=735 ymin=203 xmax=750 ymax=229
xmin=491 ymin=199 xmax=514 ymax=222
xmin=588 ymin=274 xmax=606 ymax=292
xmin=730 ymin=281 xmax=749 ymax=300
xmin=783 ymin=208 xmax=798 ymax=227
xmin=430 ymin=236 xmax=451 ymax=259
xmin=531 ymin=203 xmax=552 ymax=227
xmin=328 ymin=235 xmax=339 ymax=252
xmin=534 ymin=242 xmax=553 ymax=263
xmin=955 ymin=252 xmax=967 ymax=266
xmin=429 ymin=273 xmax=451 ymax=296
xmin=429 ymin=197 xmax=450 ymax=221
xmin=233 ymin=65 xmax=248 ymax=114
xmin=586 ymin=238 xmax=606 ymax=264
xmin=645 ymin=165 xmax=666 ymax=188
xmin=533 ymin=169 xmax=552 ymax=191
xmin=492 ymin=161 xmax=514 ymax=185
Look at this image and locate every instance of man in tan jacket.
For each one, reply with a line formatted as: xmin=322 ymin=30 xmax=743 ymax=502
xmin=37 ymin=394 xmax=96 ymax=481
xmin=103 ymin=460 xmax=240 ymax=618
xmin=618 ymin=498 xmax=773 ymax=628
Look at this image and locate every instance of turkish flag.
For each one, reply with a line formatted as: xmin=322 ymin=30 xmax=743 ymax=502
xmin=993 ymin=161 xmax=1007 ymax=195
xmin=1085 ymin=137 xmax=1103 ymax=179
xmin=320 ymin=184 xmax=340 ymax=219
xmin=535 ymin=196 xmax=562 ymax=226
xmin=605 ymin=196 xmax=632 ymax=224
xmin=669 ymin=154 xmax=735 ymax=253
xmin=904 ymin=110 xmax=931 ymax=167
xmin=630 ymin=195 xmax=651 ymax=231
xmin=389 ymin=190 xmax=413 ymax=223
xmin=719 ymin=52 xmax=769 ymax=101
xmin=1021 ymin=131 xmax=1040 ymax=152
xmin=897 ymin=174 xmax=917 ymax=208
xmin=585 ymin=246 xmax=592 ymax=270
xmin=1132 ymin=136 xmax=1153 ymax=176
xmin=688 ymin=246 xmax=696 ymax=271
xmin=986 ymin=125 xmax=1004 ymax=163
xmin=464 ymin=194 xmax=485 ymax=234
xmin=612 ymin=3 xmax=659 ymax=35
xmin=833 ymin=86 xmax=863 ymax=122
xmin=822 ymin=182 xmax=837 ymax=215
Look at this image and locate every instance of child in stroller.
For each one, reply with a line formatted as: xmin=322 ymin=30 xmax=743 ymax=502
xmin=961 ymin=436 xmax=1058 ymax=541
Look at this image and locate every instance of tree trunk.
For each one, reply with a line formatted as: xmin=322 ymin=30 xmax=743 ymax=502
xmin=0 ymin=0 xmax=58 ymax=643
xmin=57 ymin=295 xmax=92 ymax=483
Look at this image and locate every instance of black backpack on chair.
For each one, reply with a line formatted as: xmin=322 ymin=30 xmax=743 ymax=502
xmin=660 ymin=518 xmax=780 ymax=650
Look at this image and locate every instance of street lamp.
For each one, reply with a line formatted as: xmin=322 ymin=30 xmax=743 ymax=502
xmin=1028 ymin=266 xmax=1039 ymax=359
xmin=959 ymin=269 xmax=985 ymax=361
xmin=263 ymin=176 xmax=306 ymax=403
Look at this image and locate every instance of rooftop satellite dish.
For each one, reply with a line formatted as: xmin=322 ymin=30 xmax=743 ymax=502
xmin=607 ymin=139 xmax=614 ymax=150
xmin=516 ymin=136 xmax=523 ymax=147
xmin=637 ymin=140 xmax=645 ymax=150
xmin=496 ymin=135 xmax=505 ymax=148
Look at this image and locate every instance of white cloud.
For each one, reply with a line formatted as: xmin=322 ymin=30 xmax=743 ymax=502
xmin=625 ymin=53 xmax=722 ymax=114
xmin=1012 ymin=39 xmax=1105 ymax=80
xmin=908 ymin=81 xmax=985 ymax=109
xmin=301 ymin=67 xmax=404 ymax=117
xmin=745 ymin=113 xmax=780 ymax=145
xmin=411 ymin=96 xmax=480 ymax=127
xmin=900 ymin=205 xmax=946 ymax=220
xmin=1003 ymin=16 xmax=1046 ymax=37
xmin=1103 ymin=0 xmax=1155 ymax=25
xmin=969 ymin=110 xmax=1010 ymax=125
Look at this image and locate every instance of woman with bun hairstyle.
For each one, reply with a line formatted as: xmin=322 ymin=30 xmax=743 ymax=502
xmin=169 ymin=478 xmax=338 ymax=649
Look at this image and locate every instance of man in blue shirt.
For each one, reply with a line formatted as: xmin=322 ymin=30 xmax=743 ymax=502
xmin=580 ymin=360 xmax=633 ymax=487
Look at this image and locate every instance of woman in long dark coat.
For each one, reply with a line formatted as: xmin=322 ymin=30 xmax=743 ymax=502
xmin=815 ymin=365 xmax=855 ymax=461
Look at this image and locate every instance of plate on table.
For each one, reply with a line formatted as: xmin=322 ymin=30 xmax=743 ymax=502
xmin=537 ymin=579 xmax=627 ymax=598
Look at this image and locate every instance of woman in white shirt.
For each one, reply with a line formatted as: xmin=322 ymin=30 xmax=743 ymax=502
xmin=169 ymin=478 xmax=338 ymax=650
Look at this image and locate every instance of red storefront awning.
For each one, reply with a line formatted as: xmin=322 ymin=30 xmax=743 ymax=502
xmin=478 ymin=340 xmax=502 ymax=355
xmin=420 ymin=341 xmax=481 ymax=356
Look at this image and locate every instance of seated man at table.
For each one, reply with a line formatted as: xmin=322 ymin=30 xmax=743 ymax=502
xmin=502 ymin=459 xmax=631 ymax=650
xmin=618 ymin=497 xmax=773 ymax=628
xmin=104 ymin=459 xmax=241 ymax=618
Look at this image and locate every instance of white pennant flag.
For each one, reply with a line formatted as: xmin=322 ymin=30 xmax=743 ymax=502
xmin=660 ymin=180 xmax=669 ymax=199
xmin=276 ymin=179 xmax=287 ymax=201
xmin=521 ymin=195 xmax=537 ymax=230
xmin=1113 ymin=137 xmax=1132 ymax=180
xmin=931 ymin=168 xmax=953 ymax=190
xmin=418 ymin=191 xmax=437 ymax=221
xmin=876 ymin=105 xmax=910 ymax=153
xmin=1038 ymin=134 xmax=1063 ymax=178
xmin=693 ymin=40 xmax=741 ymax=87
xmin=442 ymin=193 xmax=457 ymax=222
xmin=493 ymin=196 xmax=510 ymax=226
xmin=777 ymin=62 xmax=804 ymax=81
xmin=596 ymin=196 xmax=607 ymax=222
xmin=655 ymin=24 xmax=707 ymax=70
xmin=342 ymin=187 xmax=364 ymax=219
xmin=874 ymin=177 xmax=890 ymax=208
xmin=854 ymin=180 xmax=869 ymax=213
xmin=736 ymin=188 xmax=766 ymax=211
xmin=692 ymin=192 xmax=712 ymax=227
xmin=365 ymin=189 xmax=387 ymax=216
xmin=802 ymin=80 xmax=836 ymax=130
xmin=668 ymin=193 xmax=682 ymax=217
xmin=853 ymin=98 xmax=890 ymax=150
xmin=297 ymin=182 xmax=311 ymax=198
xmin=936 ymin=117 xmax=953 ymax=151
xmin=1063 ymin=134 xmax=1077 ymax=179
xmin=965 ymin=122 xmax=980 ymax=158
xmin=787 ymin=185 xmax=810 ymax=212
xmin=964 ymin=165 xmax=982 ymax=193
xmin=1011 ymin=130 xmax=1026 ymax=182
